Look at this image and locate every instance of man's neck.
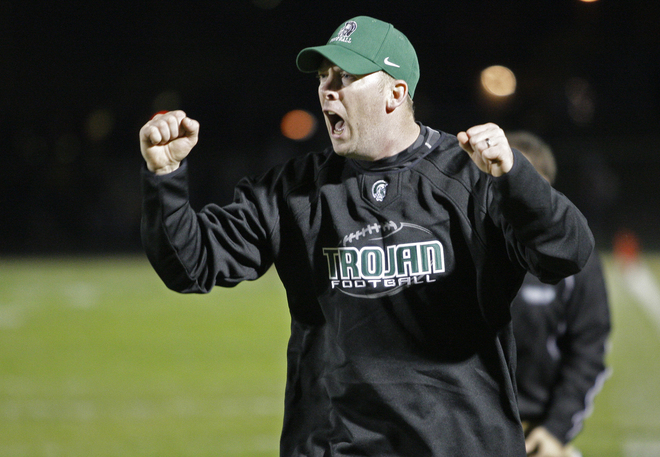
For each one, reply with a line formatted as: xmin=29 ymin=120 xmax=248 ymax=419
xmin=372 ymin=120 xmax=421 ymax=161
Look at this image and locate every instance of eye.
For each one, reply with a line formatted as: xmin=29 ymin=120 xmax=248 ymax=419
xmin=340 ymin=72 xmax=355 ymax=83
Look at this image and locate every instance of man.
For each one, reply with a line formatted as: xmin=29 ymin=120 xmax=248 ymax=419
xmin=139 ymin=16 xmax=593 ymax=456
xmin=507 ymin=131 xmax=611 ymax=457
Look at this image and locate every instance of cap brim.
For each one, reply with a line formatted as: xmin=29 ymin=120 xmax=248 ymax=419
xmin=297 ymin=45 xmax=382 ymax=75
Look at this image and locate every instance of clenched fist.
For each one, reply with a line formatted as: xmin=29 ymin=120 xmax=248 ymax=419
xmin=140 ymin=110 xmax=200 ymax=175
xmin=457 ymin=123 xmax=513 ymax=177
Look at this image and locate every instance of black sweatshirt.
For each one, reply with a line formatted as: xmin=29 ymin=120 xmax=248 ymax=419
xmin=141 ymin=125 xmax=594 ymax=457
xmin=512 ymin=251 xmax=610 ymax=444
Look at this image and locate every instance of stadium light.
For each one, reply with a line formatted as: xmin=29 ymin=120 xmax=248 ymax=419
xmin=281 ymin=109 xmax=317 ymax=141
xmin=480 ymin=65 xmax=516 ymax=97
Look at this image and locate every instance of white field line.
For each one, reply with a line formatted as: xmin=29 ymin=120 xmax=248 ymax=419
xmin=621 ymin=261 xmax=660 ymax=333
xmin=620 ymin=260 xmax=660 ymax=456
xmin=624 ymin=439 xmax=660 ymax=457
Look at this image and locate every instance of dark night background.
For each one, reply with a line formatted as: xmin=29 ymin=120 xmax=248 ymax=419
xmin=1 ymin=0 xmax=659 ymax=255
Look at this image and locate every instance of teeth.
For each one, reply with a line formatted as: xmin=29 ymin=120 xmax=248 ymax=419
xmin=326 ymin=111 xmax=344 ymax=135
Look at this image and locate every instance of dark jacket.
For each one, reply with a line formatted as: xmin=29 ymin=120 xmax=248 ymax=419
xmin=513 ymin=251 xmax=610 ymax=444
xmin=141 ymin=125 xmax=594 ymax=456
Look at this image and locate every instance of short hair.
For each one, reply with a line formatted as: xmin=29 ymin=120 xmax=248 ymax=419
xmin=507 ymin=131 xmax=557 ymax=184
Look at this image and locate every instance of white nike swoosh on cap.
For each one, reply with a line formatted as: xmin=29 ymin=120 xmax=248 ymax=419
xmin=383 ymin=57 xmax=400 ymax=68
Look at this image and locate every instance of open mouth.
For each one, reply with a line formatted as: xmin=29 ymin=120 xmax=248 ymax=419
xmin=326 ymin=111 xmax=345 ymax=136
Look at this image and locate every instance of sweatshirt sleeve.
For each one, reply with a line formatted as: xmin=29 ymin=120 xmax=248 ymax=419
xmin=489 ymin=149 xmax=595 ymax=283
xmin=140 ymin=160 xmax=277 ymax=294
xmin=543 ymin=252 xmax=611 ymax=443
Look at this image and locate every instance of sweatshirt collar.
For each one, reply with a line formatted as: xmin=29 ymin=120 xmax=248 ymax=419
xmin=348 ymin=123 xmax=442 ymax=173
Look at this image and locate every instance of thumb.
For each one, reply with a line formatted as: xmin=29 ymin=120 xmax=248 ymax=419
xmin=525 ymin=436 xmax=539 ymax=455
xmin=180 ymin=116 xmax=200 ymax=140
xmin=457 ymin=131 xmax=473 ymax=154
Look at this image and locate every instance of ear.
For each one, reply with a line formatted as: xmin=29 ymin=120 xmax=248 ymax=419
xmin=386 ymin=80 xmax=409 ymax=113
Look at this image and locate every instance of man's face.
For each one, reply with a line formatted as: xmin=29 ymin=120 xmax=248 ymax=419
xmin=317 ymin=59 xmax=388 ymax=160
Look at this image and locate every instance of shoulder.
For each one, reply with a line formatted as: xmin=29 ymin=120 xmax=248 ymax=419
xmin=418 ymin=127 xmax=489 ymax=194
xmin=236 ymin=147 xmax=341 ymax=202
xmin=275 ymin=148 xmax=342 ymax=194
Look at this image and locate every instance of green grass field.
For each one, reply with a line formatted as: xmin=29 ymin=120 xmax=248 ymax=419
xmin=1 ymin=253 xmax=659 ymax=456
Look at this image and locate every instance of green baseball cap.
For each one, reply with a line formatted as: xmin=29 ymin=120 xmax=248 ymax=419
xmin=296 ymin=16 xmax=420 ymax=98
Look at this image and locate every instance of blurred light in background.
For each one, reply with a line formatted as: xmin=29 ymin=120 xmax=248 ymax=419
xmin=480 ymin=65 xmax=517 ymax=97
xmin=566 ymin=77 xmax=595 ymax=125
xmin=280 ymin=109 xmax=317 ymax=141
xmin=85 ymin=108 xmax=115 ymax=143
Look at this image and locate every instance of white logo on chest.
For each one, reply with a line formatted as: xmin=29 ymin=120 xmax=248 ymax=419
xmin=371 ymin=180 xmax=388 ymax=202
xmin=323 ymin=221 xmax=446 ymax=298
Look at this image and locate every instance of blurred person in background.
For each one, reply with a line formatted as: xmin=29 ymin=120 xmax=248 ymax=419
xmin=508 ymin=131 xmax=611 ymax=457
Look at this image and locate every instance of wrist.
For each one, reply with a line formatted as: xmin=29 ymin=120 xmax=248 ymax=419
xmin=148 ymin=162 xmax=181 ymax=175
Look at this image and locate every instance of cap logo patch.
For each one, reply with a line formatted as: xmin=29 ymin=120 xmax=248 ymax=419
xmin=372 ymin=180 xmax=388 ymax=202
xmin=330 ymin=21 xmax=357 ymax=44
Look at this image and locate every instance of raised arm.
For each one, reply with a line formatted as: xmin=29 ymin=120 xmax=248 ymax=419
xmin=458 ymin=123 xmax=594 ymax=282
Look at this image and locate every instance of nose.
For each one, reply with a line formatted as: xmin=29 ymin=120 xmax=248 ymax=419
xmin=319 ymin=72 xmax=340 ymax=100
xmin=322 ymin=88 xmax=338 ymax=101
